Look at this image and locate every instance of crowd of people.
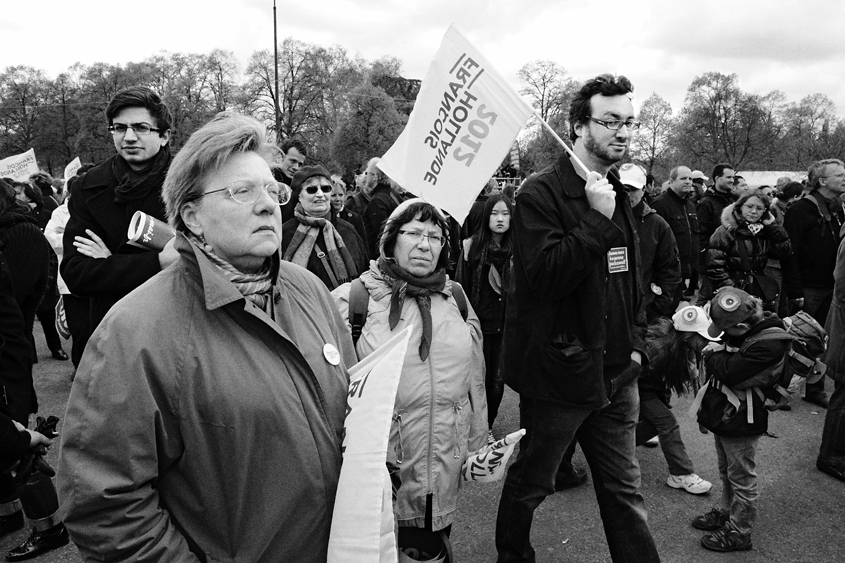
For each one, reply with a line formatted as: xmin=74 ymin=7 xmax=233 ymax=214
xmin=0 ymin=76 xmax=842 ymax=563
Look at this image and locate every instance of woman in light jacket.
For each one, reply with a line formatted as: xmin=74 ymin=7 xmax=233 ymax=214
xmin=332 ymin=199 xmax=487 ymax=561
xmin=58 ymin=113 xmax=355 ymax=563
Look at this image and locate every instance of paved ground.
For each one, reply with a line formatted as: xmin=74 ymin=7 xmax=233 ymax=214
xmin=4 ymin=330 xmax=843 ymax=562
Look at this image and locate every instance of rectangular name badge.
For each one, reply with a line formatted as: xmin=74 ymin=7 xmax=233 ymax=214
xmin=608 ymin=247 xmax=629 ymax=273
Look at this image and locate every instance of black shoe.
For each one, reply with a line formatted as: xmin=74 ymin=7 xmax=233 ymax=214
xmin=50 ymin=348 xmax=68 ymax=361
xmin=0 ymin=511 xmax=23 ymax=538
xmin=554 ymin=468 xmax=588 ymax=491
xmin=817 ymin=460 xmax=845 ymax=482
xmin=691 ymin=507 xmax=729 ymax=531
xmin=803 ymin=392 xmax=829 ymax=409
xmin=5 ymin=524 xmax=69 ymax=562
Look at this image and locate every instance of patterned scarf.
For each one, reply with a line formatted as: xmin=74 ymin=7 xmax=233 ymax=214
xmin=378 ymin=256 xmax=447 ymax=361
xmin=282 ymin=204 xmax=357 ymax=289
xmin=469 ymin=239 xmax=511 ymax=308
xmin=187 ymin=233 xmax=275 ymax=311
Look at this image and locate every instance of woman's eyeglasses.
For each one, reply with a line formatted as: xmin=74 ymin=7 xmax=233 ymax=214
xmin=398 ymin=230 xmax=446 ymax=247
xmin=304 ymin=185 xmax=333 ymax=195
xmin=201 ymin=181 xmax=291 ymax=205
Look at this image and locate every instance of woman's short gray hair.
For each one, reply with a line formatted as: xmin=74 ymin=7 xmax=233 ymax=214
xmin=163 ymin=112 xmax=281 ymax=233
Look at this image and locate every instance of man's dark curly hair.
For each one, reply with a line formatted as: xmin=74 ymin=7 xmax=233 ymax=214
xmin=568 ymin=74 xmax=633 ymax=141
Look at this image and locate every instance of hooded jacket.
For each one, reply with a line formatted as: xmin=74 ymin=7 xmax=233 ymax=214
xmin=698 ymin=315 xmax=789 ymax=436
xmin=58 ymin=235 xmax=354 ymax=562
xmin=332 ymin=262 xmax=487 ymax=531
xmin=0 ymin=206 xmax=51 ymax=360
xmin=633 ymin=200 xmax=682 ymax=321
xmin=707 ymin=203 xmax=791 ymax=292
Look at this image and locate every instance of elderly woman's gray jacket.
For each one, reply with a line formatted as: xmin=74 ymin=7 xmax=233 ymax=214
xmin=58 ymin=234 xmax=355 ymax=562
xmin=332 ymin=262 xmax=487 ymax=531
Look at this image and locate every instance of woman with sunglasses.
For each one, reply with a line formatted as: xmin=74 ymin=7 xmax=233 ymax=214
xmin=58 ymin=113 xmax=356 ymax=562
xmin=332 ymin=199 xmax=487 ymax=562
xmin=281 ymin=166 xmax=368 ymax=290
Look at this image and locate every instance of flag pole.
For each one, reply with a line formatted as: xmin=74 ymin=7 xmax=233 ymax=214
xmin=534 ymin=112 xmax=590 ymax=177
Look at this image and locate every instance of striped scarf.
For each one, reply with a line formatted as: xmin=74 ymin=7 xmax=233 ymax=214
xmin=282 ymin=204 xmax=357 ymax=289
xmin=187 ymin=233 xmax=274 ymax=311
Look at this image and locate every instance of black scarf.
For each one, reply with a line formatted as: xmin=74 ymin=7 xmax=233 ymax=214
xmin=112 ymin=148 xmax=172 ymax=209
xmin=377 ymin=256 xmax=447 ymax=361
xmin=470 ymin=239 xmax=511 ymax=308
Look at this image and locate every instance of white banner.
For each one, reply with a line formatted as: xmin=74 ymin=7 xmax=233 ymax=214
xmin=64 ymin=157 xmax=82 ymax=181
xmin=0 ymin=149 xmax=39 ymax=181
xmin=378 ymin=26 xmax=533 ymax=224
xmin=328 ymin=327 xmax=412 ymax=563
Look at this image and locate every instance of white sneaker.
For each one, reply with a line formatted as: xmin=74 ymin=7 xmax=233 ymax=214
xmin=667 ymin=474 xmax=712 ymax=495
xmin=644 ymin=436 xmax=659 ymax=448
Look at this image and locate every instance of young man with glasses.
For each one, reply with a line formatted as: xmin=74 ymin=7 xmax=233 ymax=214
xmin=782 ymin=158 xmax=845 ymax=408
xmin=495 ymin=74 xmax=660 ymax=563
xmin=61 ymin=86 xmax=178 ymax=332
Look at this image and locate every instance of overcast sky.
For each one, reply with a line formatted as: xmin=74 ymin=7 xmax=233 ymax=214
xmin=2 ymin=0 xmax=844 ymax=117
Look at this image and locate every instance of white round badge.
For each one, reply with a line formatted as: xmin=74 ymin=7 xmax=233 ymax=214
xmin=323 ymin=343 xmax=340 ymax=366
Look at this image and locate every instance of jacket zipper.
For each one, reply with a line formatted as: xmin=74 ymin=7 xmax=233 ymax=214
xmin=452 ymin=402 xmax=463 ymax=459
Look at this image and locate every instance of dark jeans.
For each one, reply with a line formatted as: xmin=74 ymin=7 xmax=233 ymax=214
xmin=63 ymin=294 xmax=91 ymax=367
xmin=484 ymin=332 xmax=504 ymax=428
xmin=818 ymin=381 xmax=845 ymax=470
xmin=495 ymin=383 xmax=660 ymax=563
xmin=636 ymin=396 xmax=695 ymax=476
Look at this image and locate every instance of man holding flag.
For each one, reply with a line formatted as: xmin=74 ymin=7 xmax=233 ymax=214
xmin=495 ymin=74 xmax=661 ymax=563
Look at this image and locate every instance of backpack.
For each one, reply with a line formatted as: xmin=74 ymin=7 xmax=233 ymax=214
xmin=348 ymin=278 xmax=469 ymax=345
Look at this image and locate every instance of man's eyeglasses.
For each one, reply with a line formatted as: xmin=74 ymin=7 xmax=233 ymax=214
xmin=588 ymin=117 xmax=641 ymax=131
xmin=201 ymin=181 xmax=291 ymax=205
xmin=398 ymin=230 xmax=446 ymax=247
xmin=304 ymin=184 xmax=333 ymax=195
xmin=108 ymin=123 xmax=162 ymax=136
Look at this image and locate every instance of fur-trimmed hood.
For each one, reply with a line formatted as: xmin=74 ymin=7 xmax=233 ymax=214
xmin=719 ymin=202 xmax=759 ymax=235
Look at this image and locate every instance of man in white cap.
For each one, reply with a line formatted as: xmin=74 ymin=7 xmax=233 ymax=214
xmin=690 ymin=170 xmax=708 ymax=203
xmin=620 ymin=163 xmax=682 ymax=320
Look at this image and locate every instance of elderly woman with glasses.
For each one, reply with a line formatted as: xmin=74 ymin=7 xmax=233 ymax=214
xmin=281 ymin=166 xmax=367 ymax=290
xmin=57 ymin=113 xmax=356 ymax=563
xmin=332 ymin=199 xmax=487 ymax=561
xmin=707 ymin=189 xmax=791 ymax=309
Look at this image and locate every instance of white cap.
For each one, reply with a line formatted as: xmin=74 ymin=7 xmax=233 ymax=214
xmin=618 ymin=163 xmax=646 ymax=190
xmin=691 ymin=170 xmax=709 ymax=181
xmin=672 ymin=305 xmax=721 ymax=341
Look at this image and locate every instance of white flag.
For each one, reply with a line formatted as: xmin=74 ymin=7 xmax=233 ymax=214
xmin=378 ymin=26 xmax=533 ymax=224
xmin=0 ymin=149 xmax=39 ymax=181
xmin=64 ymin=157 xmax=82 ymax=181
xmin=328 ymin=327 xmax=412 ymax=563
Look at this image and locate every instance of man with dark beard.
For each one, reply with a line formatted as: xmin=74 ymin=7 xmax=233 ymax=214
xmin=652 ymin=165 xmax=699 ymax=301
xmin=61 ymin=87 xmax=179 ymax=332
xmin=495 ymin=74 xmax=660 ymax=563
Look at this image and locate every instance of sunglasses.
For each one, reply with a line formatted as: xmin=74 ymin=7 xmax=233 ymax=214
xmin=304 ymin=184 xmax=333 ymax=195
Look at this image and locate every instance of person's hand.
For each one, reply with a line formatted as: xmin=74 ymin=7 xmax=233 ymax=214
xmin=12 ymin=421 xmax=53 ymax=449
xmin=158 ymin=237 xmax=180 ymax=269
xmin=630 ymin=351 xmax=642 ymax=365
xmin=762 ymin=213 xmax=776 ymax=226
xmin=790 ymin=297 xmax=805 ymax=309
xmin=702 ymin=342 xmax=724 ymax=354
xmin=74 ymin=229 xmax=112 ymax=259
xmin=585 ymin=171 xmax=615 ymax=219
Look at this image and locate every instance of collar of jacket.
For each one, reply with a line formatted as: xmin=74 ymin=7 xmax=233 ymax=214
xmin=75 ymin=155 xmax=122 ymax=191
xmin=174 ymin=233 xmax=280 ymax=311
xmin=634 ymin=200 xmax=657 ymax=219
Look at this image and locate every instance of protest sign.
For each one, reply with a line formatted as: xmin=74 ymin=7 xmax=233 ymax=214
xmin=378 ymin=26 xmax=533 ymax=224
xmin=462 ymin=428 xmax=525 ymax=483
xmin=328 ymin=327 xmax=412 ymax=563
xmin=64 ymin=157 xmax=82 ymax=181
xmin=0 ymin=149 xmax=39 ymax=181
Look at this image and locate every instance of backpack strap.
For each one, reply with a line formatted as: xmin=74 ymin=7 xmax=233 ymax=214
xmin=450 ymin=281 xmax=469 ymax=322
xmin=348 ymin=278 xmax=370 ymax=345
